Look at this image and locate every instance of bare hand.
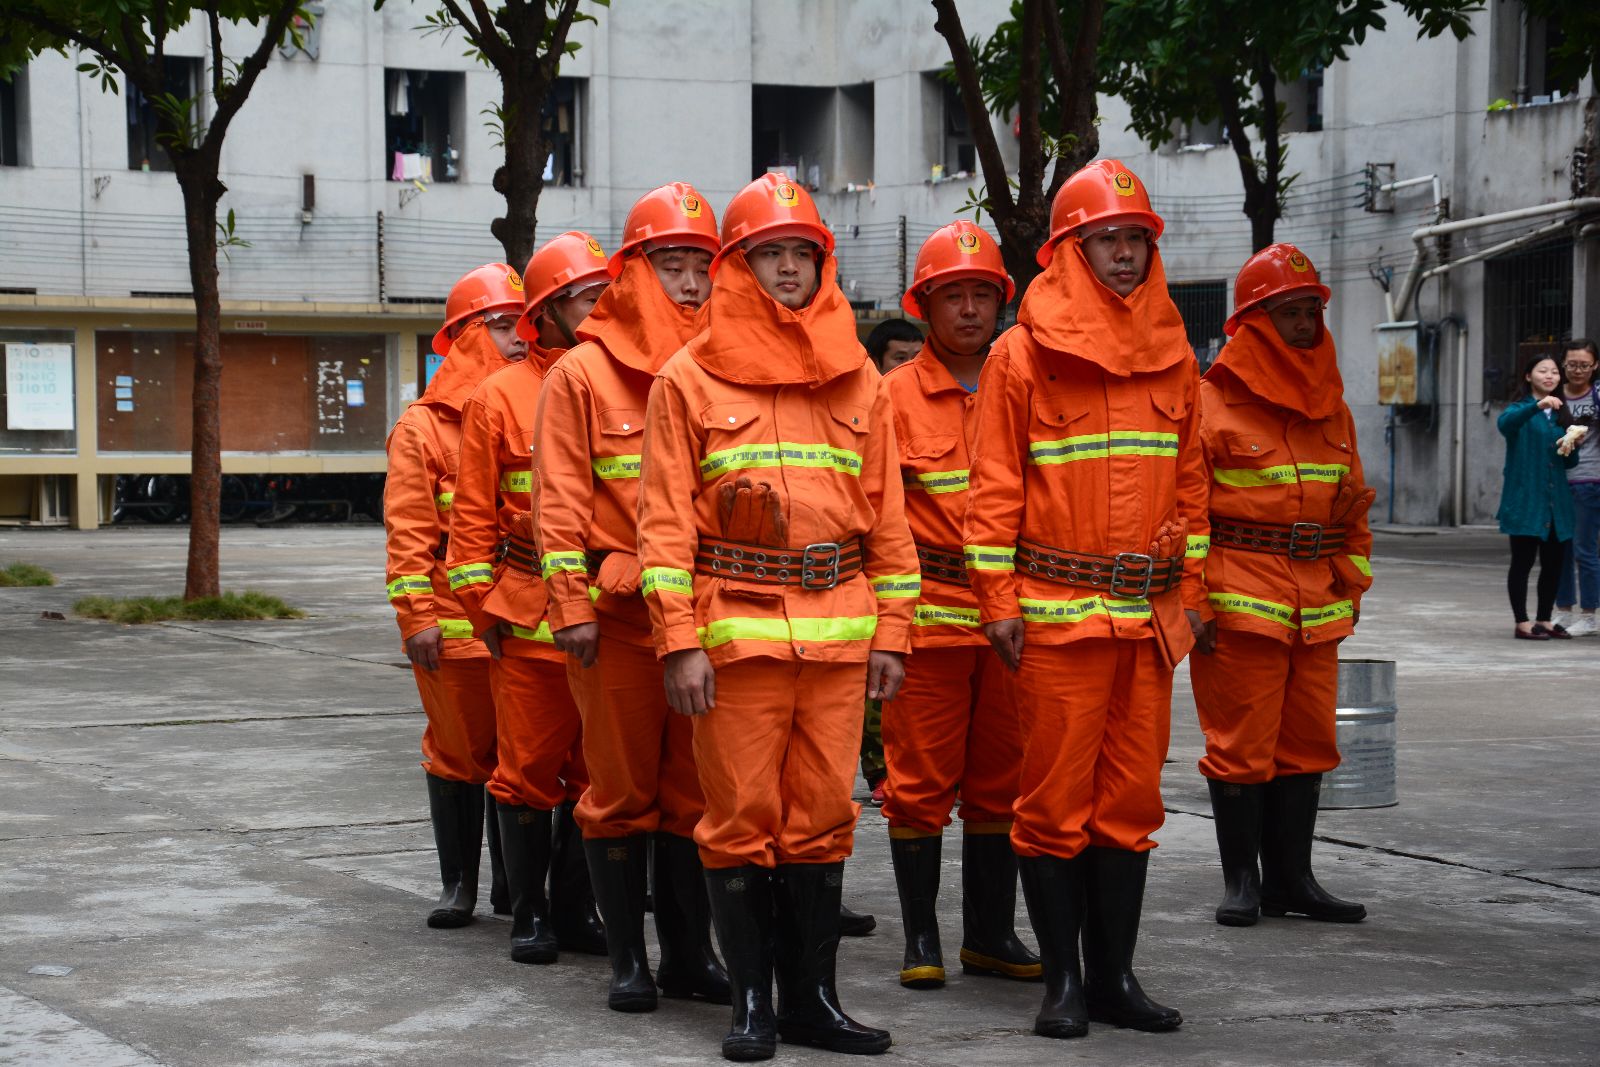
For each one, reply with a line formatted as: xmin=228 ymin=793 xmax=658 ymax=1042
xmin=984 ymin=618 xmax=1025 ymax=672
xmin=664 ymin=648 xmax=716 ymax=717
xmin=1186 ymin=609 xmax=1217 ymax=656
xmin=1538 ymin=395 xmax=1563 ymax=411
xmin=405 ymin=626 xmax=443 ymax=671
xmin=481 ymin=622 xmax=505 ymax=661
xmin=553 ymin=621 xmax=600 ymax=668
xmin=866 ymin=651 xmax=905 ymax=701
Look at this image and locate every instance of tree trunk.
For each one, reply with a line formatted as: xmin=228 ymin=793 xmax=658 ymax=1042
xmin=176 ymin=156 xmax=225 ymax=601
xmin=1253 ymin=59 xmax=1281 ymax=253
xmin=490 ymin=73 xmax=549 ymax=271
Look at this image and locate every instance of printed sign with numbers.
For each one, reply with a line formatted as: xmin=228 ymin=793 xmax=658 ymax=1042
xmin=5 ymin=343 xmax=75 ymax=431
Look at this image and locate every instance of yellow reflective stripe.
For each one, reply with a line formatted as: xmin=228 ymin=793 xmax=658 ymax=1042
xmin=507 ymin=622 xmax=556 ymax=643
xmin=1347 ymin=554 xmax=1372 ymax=577
xmin=1019 ymin=595 xmax=1152 ymax=623
xmin=540 ymin=551 xmax=590 ymax=580
xmin=907 ymin=469 xmax=970 ymax=494
xmin=500 ymin=470 xmax=532 ymax=493
xmin=1029 ymin=430 xmax=1179 ymax=465
xmin=434 ymin=492 xmax=454 ymax=511
xmin=913 ymin=603 xmax=981 ymax=627
xmin=1208 ymin=591 xmax=1298 ymax=628
xmin=387 ymin=574 xmax=432 ymax=600
xmin=699 ymin=441 xmax=863 ymax=480
xmin=964 ymin=545 xmax=1016 ymax=571
xmin=1186 ymin=535 xmax=1210 ymax=559
xmin=641 ymin=566 xmax=694 ymax=597
xmin=1296 ymin=462 xmax=1350 ymax=484
xmin=437 ymin=618 xmax=475 ymax=640
xmin=447 ymin=563 xmax=494 ymax=590
xmin=1300 ymin=599 xmax=1354 ymax=628
xmin=870 ymin=574 xmax=922 ymax=599
xmin=592 ymin=454 xmax=642 ymax=480
xmin=695 ymin=614 xmax=878 ymax=649
xmin=1213 ymin=462 xmax=1351 ymax=488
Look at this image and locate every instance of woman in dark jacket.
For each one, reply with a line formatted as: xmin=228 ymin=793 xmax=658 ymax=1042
xmin=1497 ymin=353 xmax=1579 ymax=639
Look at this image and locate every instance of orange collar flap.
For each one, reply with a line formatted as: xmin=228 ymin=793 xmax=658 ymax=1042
xmin=1210 ymin=313 xmax=1343 ymax=420
xmin=577 ymin=256 xmax=706 ymax=376
xmin=417 ymin=319 xmax=519 ymax=414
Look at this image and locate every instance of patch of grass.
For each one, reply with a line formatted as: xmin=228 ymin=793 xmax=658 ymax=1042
xmin=0 ymin=562 xmax=56 ymax=587
xmin=73 ymin=590 xmax=304 ymax=624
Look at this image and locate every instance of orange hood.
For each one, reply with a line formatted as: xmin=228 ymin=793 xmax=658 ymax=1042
xmin=1209 ymin=310 xmax=1344 ymax=420
xmin=416 ymin=319 xmax=521 ymax=415
xmin=686 ymin=252 xmax=865 ymax=387
xmin=1017 ymin=236 xmax=1191 ymax=376
xmin=577 ymin=255 xmax=707 ymax=376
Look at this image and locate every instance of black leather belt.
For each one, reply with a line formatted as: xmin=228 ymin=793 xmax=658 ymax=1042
xmin=695 ymin=538 xmax=863 ymax=590
xmin=502 ymin=537 xmax=604 ymax=576
xmin=916 ymin=543 xmax=969 ymax=587
xmin=1210 ymin=517 xmax=1347 ymax=560
xmin=1016 ymin=539 xmax=1183 ymax=598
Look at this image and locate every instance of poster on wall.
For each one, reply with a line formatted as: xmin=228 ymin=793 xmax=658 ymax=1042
xmin=5 ymin=343 xmax=76 ymax=431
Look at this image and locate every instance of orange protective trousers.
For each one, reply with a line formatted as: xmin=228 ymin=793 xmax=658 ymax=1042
xmin=413 ymin=658 xmax=498 ymax=784
xmin=569 ymin=626 xmax=704 ymax=839
xmin=486 ymin=655 xmax=587 ymax=809
xmin=691 ymin=658 xmax=865 ymax=870
xmin=1190 ymin=629 xmax=1341 ymax=783
xmin=880 ymin=646 xmax=1021 ymax=835
xmin=1012 ymin=637 xmax=1171 ymax=859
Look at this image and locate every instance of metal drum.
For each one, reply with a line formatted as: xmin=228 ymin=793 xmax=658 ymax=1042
xmin=1321 ymin=659 xmax=1398 ymax=809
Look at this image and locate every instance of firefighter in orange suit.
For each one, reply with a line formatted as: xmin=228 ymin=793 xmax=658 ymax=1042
xmin=879 ymin=221 xmax=1040 ymax=991
xmin=445 ymin=232 xmax=612 ymax=965
xmin=385 ymin=263 xmax=523 ymax=929
xmin=532 ymin=183 xmax=730 ymax=1013
xmin=636 ymin=173 xmax=914 ymax=1061
xmin=1190 ymin=243 xmax=1373 ymax=928
xmin=964 ymin=160 xmax=1208 ymax=1039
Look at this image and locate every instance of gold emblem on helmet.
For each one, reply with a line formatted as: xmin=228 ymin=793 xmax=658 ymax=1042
xmin=774 ymin=182 xmax=800 ymax=207
xmin=956 ymin=230 xmax=981 ymax=255
xmin=506 ymin=268 xmax=525 ymax=291
xmin=586 ymin=238 xmax=604 ymax=258
xmin=1113 ymin=171 xmax=1137 ymax=196
xmin=1288 ymin=251 xmax=1310 ymax=272
xmin=681 ymin=194 xmax=703 ymax=218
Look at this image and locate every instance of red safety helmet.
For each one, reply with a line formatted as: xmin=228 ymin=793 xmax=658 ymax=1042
xmin=432 ymin=262 xmax=526 ymax=356
xmin=609 ymin=182 xmax=721 ymax=274
xmin=711 ymin=172 xmax=835 ymax=278
xmin=1036 ymin=159 xmax=1165 ymax=268
xmin=1224 ymin=243 xmax=1332 ymax=336
xmin=901 ymin=220 xmax=1015 ymax=318
xmin=516 ymin=231 xmax=615 ymax=341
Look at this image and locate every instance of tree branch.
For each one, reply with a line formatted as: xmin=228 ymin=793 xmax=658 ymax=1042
xmin=446 ymin=0 xmax=510 ymax=70
xmin=541 ymin=0 xmax=584 ymax=80
xmin=1015 ymin=0 xmax=1044 ymax=204
xmin=119 ymin=15 xmax=155 ymax=89
xmin=208 ymin=4 xmax=224 ymax=98
xmin=1040 ymin=0 xmax=1072 ymax=134
xmin=1048 ymin=0 xmax=1103 ymax=193
xmin=931 ymin=0 xmax=1016 ymax=214
xmin=152 ymin=0 xmax=170 ymax=71
xmin=9 ymin=8 xmax=146 ymax=89
xmin=201 ymin=0 xmax=299 ymax=147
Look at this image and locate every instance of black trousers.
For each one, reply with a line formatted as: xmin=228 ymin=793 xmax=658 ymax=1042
xmin=1508 ymin=532 xmax=1569 ymax=624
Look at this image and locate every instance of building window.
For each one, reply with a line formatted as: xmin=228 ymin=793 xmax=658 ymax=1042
xmin=127 ymin=58 xmax=202 ymax=172
xmin=1171 ymin=280 xmax=1229 ymax=369
xmin=752 ymin=84 xmax=834 ymax=188
xmin=1484 ymin=238 xmax=1573 ymax=402
xmin=942 ymin=79 xmax=976 ymax=177
xmin=543 ymin=77 xmax=585 ymax=187
xmin=385 ymin=69 xmax=464 ymax=183
xmin=1 ymin=67 xmax=28 ymax=167
xmin=1490 ymin=3 xmax=1578 ymax=105
xmin=1282 ymin=64 xmax=1324 ymax=133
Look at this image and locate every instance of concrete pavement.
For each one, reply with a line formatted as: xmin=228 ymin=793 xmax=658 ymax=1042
xmin=1 ymin=524 xmax=1597 ymax=1065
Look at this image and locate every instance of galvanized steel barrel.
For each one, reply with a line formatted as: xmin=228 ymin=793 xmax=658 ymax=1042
xmin=1321 ymin=659 xmax=1398 ymax=809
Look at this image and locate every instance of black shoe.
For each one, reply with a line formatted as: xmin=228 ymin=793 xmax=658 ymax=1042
xmin=549 ymin=800 xmax=608 ymax=954
xmin=1017 ymin=853 xmax=1088 ymax=1039
xmin=706 ymin=866 xmax=777 ymax=1062
xmin=1207 ymin=779 xmax=1263 ymax=927
xmin=653 ymin=832 xmax=731 ymax=1004
xmin=584 ymin=836 xmax=657 ymax=1012
xmin=1082 ymin=847 xmax=1181 ymax=1032
xmin=774 ymin=863 xmax=892 ymax=1055
xmin=1260 ymin=774 xmax=1367 ymax=923
xmin=960 ymin=830 xmax=1042 ymax=981
xmin=424 ymin=773 xmax=482 ymax=928
xmin=497 ymin=804 xmax=559 ymax=964
xmin=889 ymin=835 xmax=944 ymax=988
xmin=484 ymin=789 xmax=510 ymax=916
xmin=839 ymin=903 xmax=876 ymax=937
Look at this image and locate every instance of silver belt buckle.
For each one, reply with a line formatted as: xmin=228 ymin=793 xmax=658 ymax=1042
xmin=802 ymin=542 xmax=843 ymax=590
xmin=1289 ymin=522 xmax=1324 ymax=559
xmin=1111 ymin=552 xmax=1156 ymax=597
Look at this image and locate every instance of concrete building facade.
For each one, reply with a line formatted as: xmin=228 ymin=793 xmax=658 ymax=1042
xmin=0 ymin=0 xmax=1594 ymax=528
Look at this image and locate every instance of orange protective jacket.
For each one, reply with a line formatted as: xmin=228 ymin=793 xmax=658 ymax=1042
xmin=533 ymin=257 xmax=707 ymax=640
xmin=963 ymin=238 xmax=1208 ymax=663
xmin=883 ymin=344 xmax=986 ymax=647
xmin=384 ymin=322 xmax=514 ymax=657
xmin=1197 ymin=313 xmax=1374 ymax=645
xmin=446 ymin=341 xmax=566 ymax=656
xmin=636 ymin=254 xmax=920 ymax=667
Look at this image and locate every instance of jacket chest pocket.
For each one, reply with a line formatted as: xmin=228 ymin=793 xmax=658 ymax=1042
xmin=698 ymin=402 xmax=768 ymax=481
xmin=594 ymin=408 xmax=645 ymax=480
xmin=902 ymin=432 xmax=964 ymax=493
xmin=1215 ymin=431 xmax=1295 ymax=488
xmin=1030 ymin=394 xmax=1095 ymax=465
xmin=507 ymin=430 xmax=535 ymax=461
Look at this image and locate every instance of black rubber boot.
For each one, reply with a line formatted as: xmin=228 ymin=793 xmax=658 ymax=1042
xmin=484 ymin=788 xmax=509 ymax=916
xmin=889 ymin=835 xmax=944 ymax=988
xmin=960 ymin=830 xmax=1042 ymax=980
xmin=773 ymin=863 xmax=892 ymax=1055
xmin=653 ymin=832 xmax=731 ymax=1004
xmin=497 ymin=804 xmax=559 ymax=964
xmin=1081 ymin=847 xmax=1181 ymax=1032
xmin=1017 ymin=853 xmax=1088 ymax=1039
xmin=584 ymin=836 xmax=657 ymax=1012
xmin=424 ymin=773 xmax=481 ymax=928
xmin=705 ymin=866 xmax=777 ymax=1062
xmin=549 ymin=800 xmax=608 ymax=954
xmin=1260 ymin=773 xmax=1367 ymax=923
xmin=839 ymin=903 xmax=876 ymax=937
xmin=1207 ymin=778 xmax=1264 ymax=927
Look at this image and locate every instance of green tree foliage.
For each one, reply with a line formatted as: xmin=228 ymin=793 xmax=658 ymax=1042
xmin=1520 ymin=1 xmax=1599 ymax=90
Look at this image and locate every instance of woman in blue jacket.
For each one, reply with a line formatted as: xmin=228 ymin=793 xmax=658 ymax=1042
xmin=1498 ymin=353 xmax=1580 ymax=639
